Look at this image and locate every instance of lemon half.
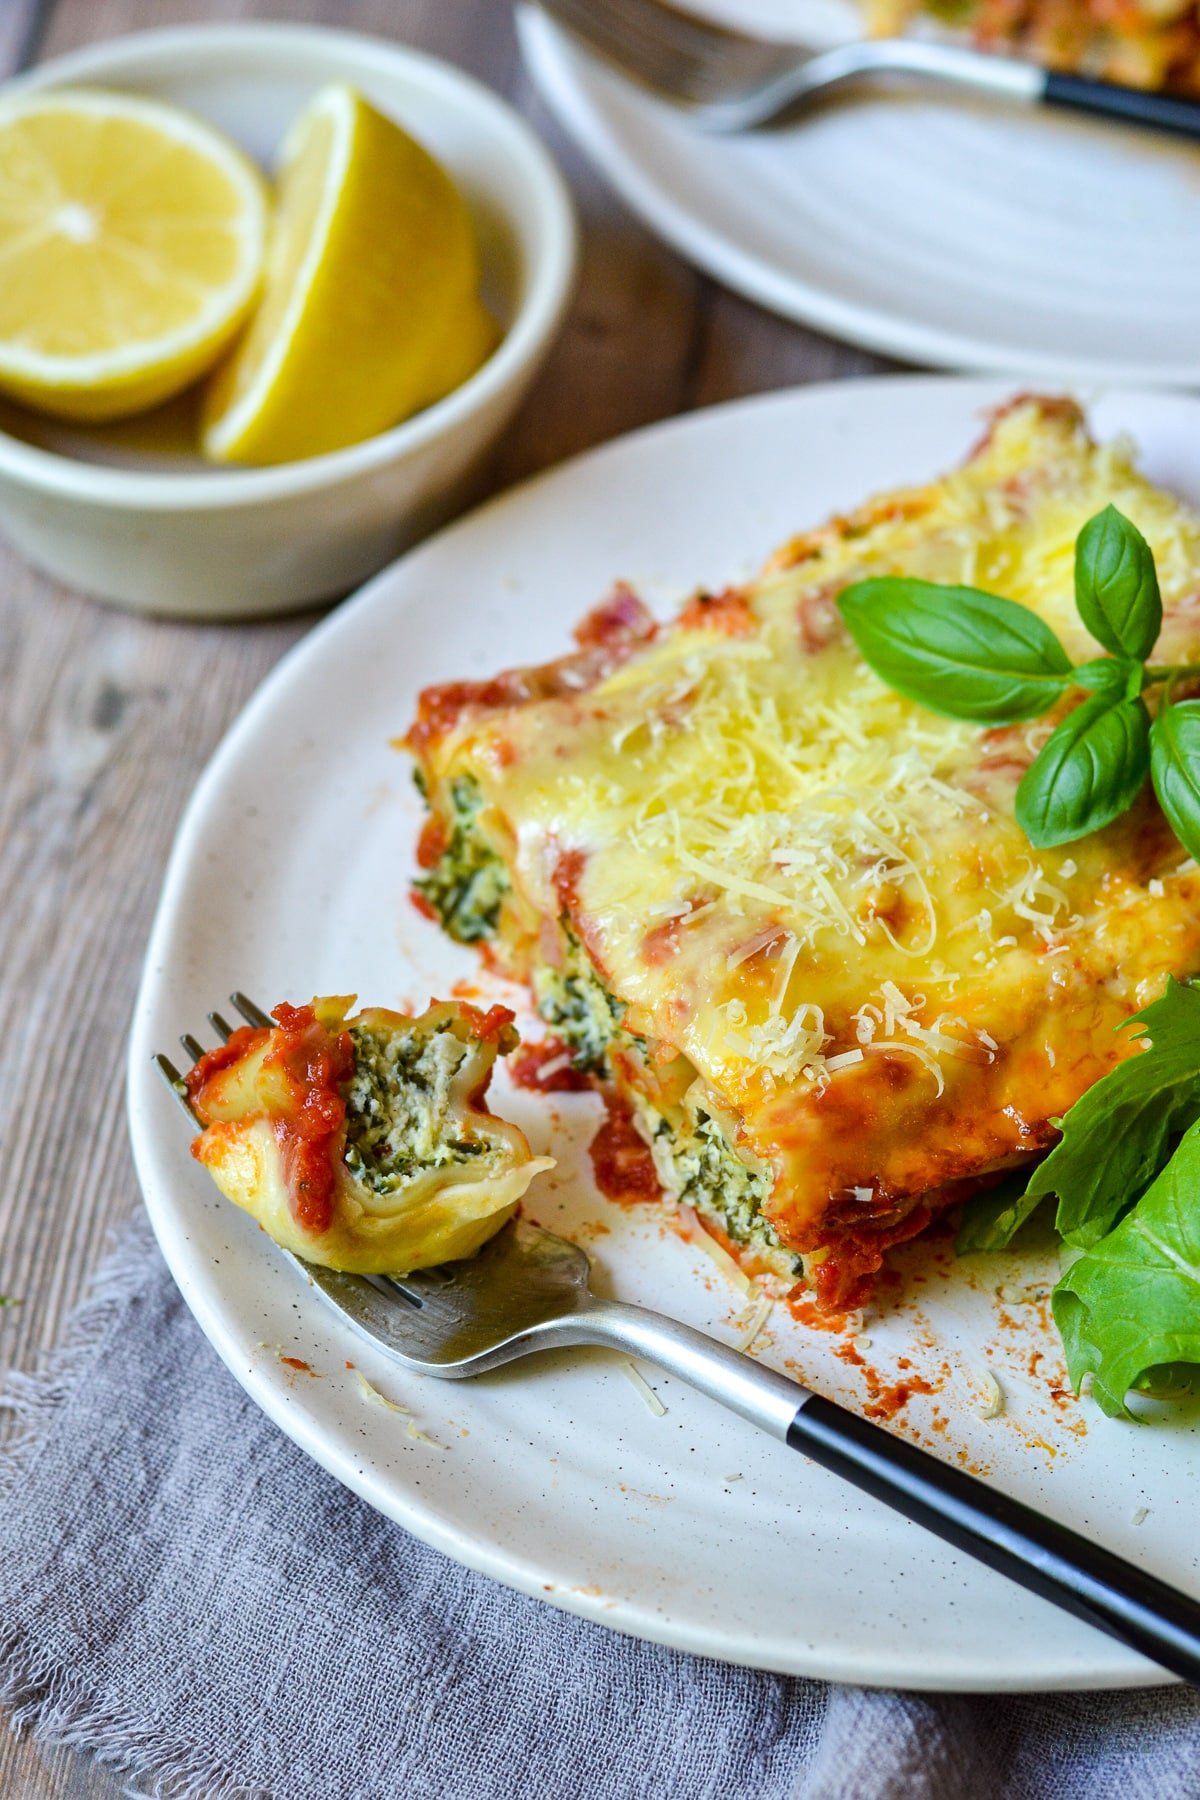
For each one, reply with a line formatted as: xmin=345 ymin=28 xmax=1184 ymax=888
xmin=0 ymin=88 xmax=267 ymax=421
xmin=201 ymin=84 xmax=497 ymax=466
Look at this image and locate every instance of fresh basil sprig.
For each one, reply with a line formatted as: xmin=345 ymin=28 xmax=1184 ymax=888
xmin=836 ymin=580 xmax=1072 ymax=724
xmin=1053 ymin=1120 xmax=1200 ymax=1419
xmin=958 ymin=978 xmax=1200 ymax=1255
xmin=838 ymin=505 xmax=1200 ymax=856
xmin=1014 ymin=692 xmax=1150 ymax=848
xmin=1074 ymin=503 xmax=1162 ymax=660
xmin=1071 ymin=656 xmax=1136 ymax=696
xmin=1150 ymin=700 xmax=1200 ymax=864
xmin=958 ymin=978 xmax=1200 ymax=1417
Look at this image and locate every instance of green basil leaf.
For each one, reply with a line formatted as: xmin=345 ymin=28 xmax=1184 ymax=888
xmin=837 ymin=578 xmax=1072 ymax=724
xmin=1052 ymin=1118 xmax=1200 ymax=1418
xmin=1072 ymin=657 xmax=1136 ymax=696
xmin=1023 ymin=978 xmax=1200 ymax=1248
xmin=1074 ymin=505 xmax=1162 ymax=661
xmin=956 ymin=1169 xmax=1049 ymax=1254
xmin=1150 ymin=700 xmax=1200 ymax=863
xmin=1015 ymin=692 xmax=1150 ymax=848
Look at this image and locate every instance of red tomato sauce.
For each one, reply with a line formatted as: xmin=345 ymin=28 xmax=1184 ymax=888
xmin=509 ymin=1038 xmax=592 ymax=1093
xmin=416 ymin=815 xmax=449 ymax=869
xmin=807 ymin=1201 xmax=934 ymax=1313
xmin=454 ymin=1001 xmax=515 ymax=1043
xmin=188 ymin=1003 xmax=354 ymax=1238
xmin=573 ymin=583 xmax=657 ymax=649
xmin=676 ymin=587 xmax=755 ymax=637
xmin=589 ymin=1093 xmax=661 ymax=1206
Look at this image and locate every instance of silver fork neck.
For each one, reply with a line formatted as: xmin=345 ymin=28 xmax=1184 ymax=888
xmin=843 ymin=38 xmax=1044 ymax=98
xmin=545 ymin=1294 xmax=805 ymax=1440
xmin=687 ymin=39 xmax=1045 ymax=134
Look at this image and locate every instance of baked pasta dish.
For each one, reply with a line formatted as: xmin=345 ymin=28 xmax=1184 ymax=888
xmin=187 ymin=996 xmax=552 ymax=1272
xmin=405 ymin=397 xmax=1200 ymax=1311
xmin=870 ymin=0 xmax=1200 ymax=93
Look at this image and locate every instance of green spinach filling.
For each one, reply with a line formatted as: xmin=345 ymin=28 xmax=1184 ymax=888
xmin=414 ymin=776 xmax=509 ymax=943
xmin=645 ymin=1105 xmax=794 ymax=1265
xmin=343 ymin=1022 xmax=486 ymax=1194
xmin=532 ymin=932 xmax=625 ymax=1074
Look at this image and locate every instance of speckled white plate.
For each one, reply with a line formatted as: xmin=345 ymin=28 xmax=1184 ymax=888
xmin=128 ymin=377 xmax=1200 ymax=1691
xmin=517 ymin=1 xmax=1200 ymax=384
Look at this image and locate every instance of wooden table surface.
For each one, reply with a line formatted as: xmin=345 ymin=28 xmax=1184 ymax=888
xmin=0 ymin=1 xmax=890 ymax=1791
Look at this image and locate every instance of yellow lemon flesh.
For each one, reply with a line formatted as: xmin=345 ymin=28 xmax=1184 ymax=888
xmin=0 ymin=88 xmax=267 ymax=422
xmin=202 ymin=84 xmax=497 ymax=466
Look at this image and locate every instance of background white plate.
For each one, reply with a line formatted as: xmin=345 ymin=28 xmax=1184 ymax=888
xmin=517 ymin=3 xmax=1200 ymax=385
xmin=128 ymin=377 xmax=1200 ymax=1691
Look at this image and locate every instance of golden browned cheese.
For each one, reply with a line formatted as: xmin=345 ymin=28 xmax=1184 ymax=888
xmin=868 ymin=1 xmax=1200 ymax=94
xmin=406 ymin=399 xmax=1200 ymax=1304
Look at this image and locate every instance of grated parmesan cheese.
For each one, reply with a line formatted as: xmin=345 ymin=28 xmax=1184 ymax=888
xmin=353 ymin=1370 xmax=447 ymax=1448
xmin=354 ymin=1368 xmax=410 ymax=1413
xmin=623 ymin=1361 xmax=667 ymax=1416
xmin=734 ymin=1296 xmax=774 ymax=1353
xmin=974 ymin=1369 xmax=1005 ymax=1420
xmin=681 ymin=1210 xmax=752 ymax=1293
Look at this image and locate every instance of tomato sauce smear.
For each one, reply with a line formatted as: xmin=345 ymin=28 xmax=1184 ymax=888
xmin=589 ymin=1092 xmax=662 ymax=1206
xmin=187 ymin=1002 xmax=354 ymax=1238
xmin=509 ymin=1038 xmax=592 ymax=1093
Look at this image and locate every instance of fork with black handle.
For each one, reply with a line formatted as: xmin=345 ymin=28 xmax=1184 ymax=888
xmin=533 ymin=0 xmax=1200 ymax=140
xmin=159 ymin=994 xmax=1200 ymax=1688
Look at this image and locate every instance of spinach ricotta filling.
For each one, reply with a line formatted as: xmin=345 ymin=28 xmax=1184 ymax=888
xmin=641 ymin=1102 xmax=797 ymax=1268
xmin=414 ymin=776 xmax=510 ymax=943
xmin=532 ymin=931 xmax=625 ymax=1074
xmin=343 ymin=1022 xmax=485 ymax=1194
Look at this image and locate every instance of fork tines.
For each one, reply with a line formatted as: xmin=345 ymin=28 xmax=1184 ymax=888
xmin=154 ymin=992 xmax=274 ymax=1126
xmin=537 ymin=0 xmax=791 ymax=109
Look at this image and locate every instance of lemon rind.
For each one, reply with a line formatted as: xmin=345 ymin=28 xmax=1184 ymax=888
xmin=200 ymin=83 xmax=355 ymax=461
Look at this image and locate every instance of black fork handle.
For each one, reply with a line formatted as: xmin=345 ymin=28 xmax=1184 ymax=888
xmin=791 ymin=1395 xmax=1200 ymax=1685
xmin=1043 ymin=70 xmax=1200 ymax=140
xmin=575 ymin=1297 xmax=1200 ymax=1686
xmin=287 ymin=1259 xmax=1200 ymax=1685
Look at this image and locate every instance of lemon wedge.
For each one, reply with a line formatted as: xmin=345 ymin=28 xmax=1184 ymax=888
xmin=201 ymin=84 xmax=496 ymax=466
xmin=0 ymin=88 xmax=267 ymax=422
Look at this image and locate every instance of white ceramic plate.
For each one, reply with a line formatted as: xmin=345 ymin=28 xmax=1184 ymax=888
xmin=517 ymin=3 xmax=1200 ymax=384
xmin=128 ymin=377 xmax=1200 ymax=1691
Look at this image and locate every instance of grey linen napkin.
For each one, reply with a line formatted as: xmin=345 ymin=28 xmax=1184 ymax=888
xmin=1 ymin=1215 xmax=1198 ymax=1800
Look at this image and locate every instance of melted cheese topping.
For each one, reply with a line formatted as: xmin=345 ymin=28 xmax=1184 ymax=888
xmin=410 ymin=401 xmax=1200 ymax=1252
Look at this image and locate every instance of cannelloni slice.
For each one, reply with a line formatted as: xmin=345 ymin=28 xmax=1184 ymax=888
xmin=187 ymin=996 xmax=552 ymax=1273
xmin=405 ymin=399 xmax=1200 ymax=1307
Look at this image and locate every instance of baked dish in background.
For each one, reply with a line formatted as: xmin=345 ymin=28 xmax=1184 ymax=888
xmin=405 ymin=396 xmax=1200 ymax=1311
xmin=869 ymin=0 xmax=1200 ymax=93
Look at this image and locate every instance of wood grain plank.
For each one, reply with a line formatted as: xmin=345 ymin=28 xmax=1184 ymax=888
xmin=0 ymin=2 xmax=885 ymax=1794
xmin=0 ymin=0 xmax=50 ymax=74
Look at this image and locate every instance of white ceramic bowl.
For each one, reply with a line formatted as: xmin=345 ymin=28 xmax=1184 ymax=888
xmin=0 ymin=24 xmax=577 ymax=617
